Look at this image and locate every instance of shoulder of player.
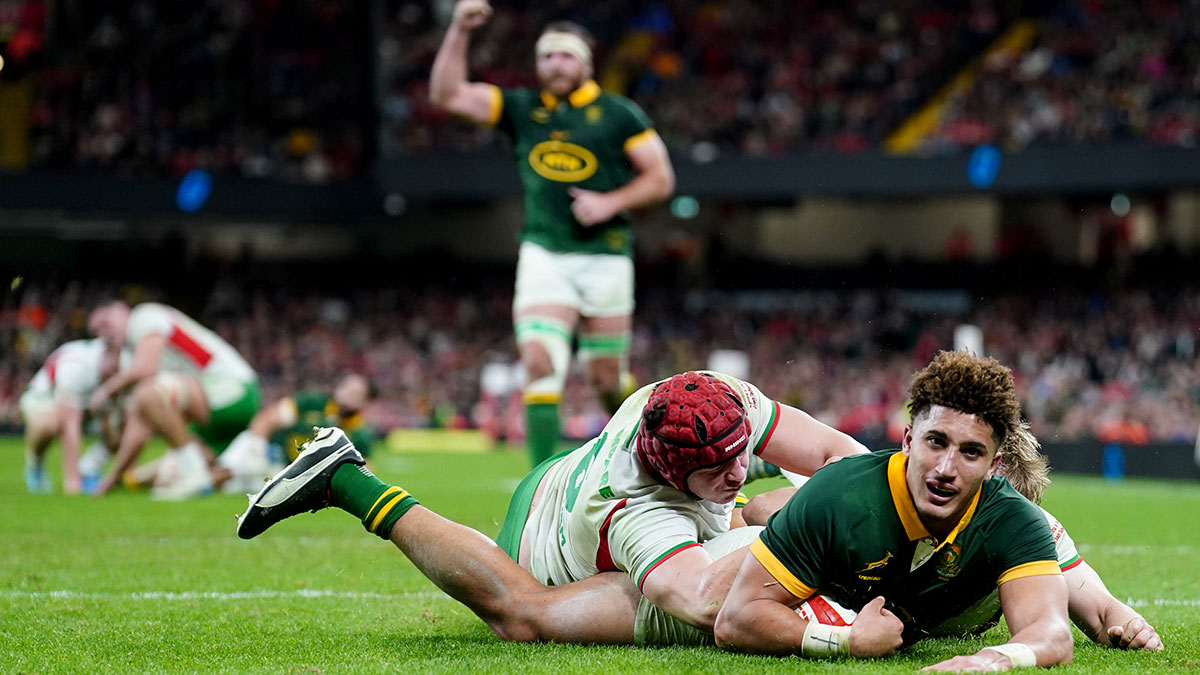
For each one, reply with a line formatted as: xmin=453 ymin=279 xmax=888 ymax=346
xmin=973 ymin=477 xmax=1048 ymax=530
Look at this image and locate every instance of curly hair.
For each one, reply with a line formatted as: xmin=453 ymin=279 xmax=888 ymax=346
xmin=996 ymin=421 xmax=1051 ymax=504
xmin=908 ymin=350 xmax=1021 ymax=446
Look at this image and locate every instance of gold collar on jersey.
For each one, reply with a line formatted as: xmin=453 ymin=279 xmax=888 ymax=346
xmin=887 ymin=451 xmax=981 ymax=552
xmin=540 ymin=80 xmax=601 ymax=109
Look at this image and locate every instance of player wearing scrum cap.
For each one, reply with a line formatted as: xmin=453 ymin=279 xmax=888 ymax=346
xmin=430 ymin=0 xmax=676 ymax=469
xmin=236 ymin=371 xmax=867 ymax=644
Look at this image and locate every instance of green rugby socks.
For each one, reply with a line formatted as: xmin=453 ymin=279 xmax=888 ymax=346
xmin=330 ymin=464 xmax=419 ymax=539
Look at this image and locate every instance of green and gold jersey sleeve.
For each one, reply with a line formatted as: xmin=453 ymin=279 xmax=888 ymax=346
xmin=979 ymin=480 xmax=1061 ymax=584
xmin=753 ymin=455 xmax=879 ymax=600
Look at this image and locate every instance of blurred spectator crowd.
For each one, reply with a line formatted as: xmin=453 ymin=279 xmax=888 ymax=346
xmin=3 ymin=0 xmax=369 ymax=181
xmin=924 ymin=0 xmax=1200 ymax=152
xmin=3 ymin=275 xmax=1197 ymax=449
xmin=380 ymin=0 xmax=1200 ymax=159
xmin=2 ymin=0 xmax=1197 ymax=181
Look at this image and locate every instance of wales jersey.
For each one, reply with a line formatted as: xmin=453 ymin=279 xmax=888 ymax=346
xmin=125 ymin=303 xmax=256 ymax=385
xmin=272 ymin=391 xmax=374 ymax=461
xmin=25 ymin=339 xmax=108 ymax=408
xmin=509 ymin=371 xmax=783 ymax=590
xmin=486 ymin=79 xmax=657 ymax=256
xmin=753 ymin=450 xmax=1060 ymax=643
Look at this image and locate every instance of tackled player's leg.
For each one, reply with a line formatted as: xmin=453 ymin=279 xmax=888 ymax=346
xmin=238 ymin=426 xmax=640 ymax=644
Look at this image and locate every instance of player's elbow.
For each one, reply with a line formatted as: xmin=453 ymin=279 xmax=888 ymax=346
xmin=656 ymin=167 xmax=676 ymax=201
xmin=712 ymin=605 xmax=749 ymax=651
xmin=1042 ymin=622 xmax=1075 ymax=666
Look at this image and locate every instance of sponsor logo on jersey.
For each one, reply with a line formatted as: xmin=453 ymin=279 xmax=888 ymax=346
xmin=531 ymin=108 xmax=551 ymax=124
xmin=528 ymin=140 xmax=598 ymax=182
xmin=585 ymin=105 xmax=603 ymax=124
xmin=936 ymin=543 xmax=963 ymax=580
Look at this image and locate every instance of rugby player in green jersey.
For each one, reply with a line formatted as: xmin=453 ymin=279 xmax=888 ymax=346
xmin=715 ymin=351 xmax=1076 ymax=669
xmin=430 ymin=0 xmax=675 ymax=468
xmin=219 ymin=373 xmax=374 ymax=493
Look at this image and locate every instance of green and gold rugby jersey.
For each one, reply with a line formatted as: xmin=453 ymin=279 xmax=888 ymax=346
xmin=754 ymin=450 xmax=1060 ymax=643
xmin=272 ymin=391 xmax=374 ymax=461
xmin=485 ymin=80 xmax=657 ymax=256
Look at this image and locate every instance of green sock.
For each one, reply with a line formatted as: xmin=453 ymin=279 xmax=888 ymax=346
xmin=598 ymin=371 xmax=638 ymax=415
xmin=525 ymin=401 xmax=560 ymax=467
xmin=330 ymin=464 xmax=419 ymax=539
xmin=747 ymin=455 xmax=783 ymax=482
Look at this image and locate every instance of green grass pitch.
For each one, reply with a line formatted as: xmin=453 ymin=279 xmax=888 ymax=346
xmin=2 ymin=436 xmax=1198 ymax=673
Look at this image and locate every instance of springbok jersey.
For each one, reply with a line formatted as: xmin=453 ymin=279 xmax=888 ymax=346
xmin=754 ymin=450 xmax=1060 ymax=644
xmin=125 ymin=303 xmax=255 ymax=383
xmin=928 ymin=505 xmax=1083 ymax=636
xmin=519 ymin=371 xmax=782 ymax=590
xmin=26 ymin=339 xmax=109 ymax=408
xmin=487 ymin=79 xmax=657 ymax=257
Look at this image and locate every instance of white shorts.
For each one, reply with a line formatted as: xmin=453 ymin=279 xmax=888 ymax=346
xmin=520 ymin=455 xmax=579 ymax=586
xmin=513 ymin=241 xmax=634 ymax=318
xmin=18 ymin=389 xmax=56 ymax=424
xmin=152 ymin=371 xmax=250 ymax=411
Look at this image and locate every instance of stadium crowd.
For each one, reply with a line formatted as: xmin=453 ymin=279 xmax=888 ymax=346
xmin=924 ymin=0 xmax=1200 ymax=152
xmin=4 ymin=0 xmax=1198 ymax=178
xmin=3 ymin=274 xmax=1197 ymax=448
xmin=6 ymin=0 xmax=369 ymax=181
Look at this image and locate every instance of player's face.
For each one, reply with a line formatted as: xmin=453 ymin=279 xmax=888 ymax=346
xmin=686 ymin=449 xmax=749 ymax=504
xmin=334 ymin=375 xmax=369 ymax=414
xmin=88 ymin=306 xmax=126 ymax=346
xmin=903 ymin=405 xmax=1001 ymax=538
xmin=536 ymin=40 xmax=590 ymax=97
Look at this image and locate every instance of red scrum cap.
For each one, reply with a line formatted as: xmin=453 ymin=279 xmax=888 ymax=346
xmin=636 ymin=372 xmax=751 ymax=496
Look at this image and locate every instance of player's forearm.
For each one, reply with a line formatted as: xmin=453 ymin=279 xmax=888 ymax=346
xmin=430 ymin=25 xmax=473 ymax=108
xmin=714 ymin=600 xmax=807 ymax=654
xmin=604 ymin=164 xmax=674 ymax=213
xmin=743 ymin=488 xmax=795 ymax=527
xmin=1002 ymin=620 xmax=1074 ymax=666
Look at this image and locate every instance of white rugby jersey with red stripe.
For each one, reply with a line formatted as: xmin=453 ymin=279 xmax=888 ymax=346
xmin=26 ymin=339 xmax=109 ymax=408
xmin=523 ymin=371 xmax=782 ymax=590
xmin=125 ymin=303 xmax=255 ymax=383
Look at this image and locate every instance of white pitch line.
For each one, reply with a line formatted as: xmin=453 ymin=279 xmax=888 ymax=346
xmin=1076 ymin=544 xmax=1196 ymax=555
xmin=0 ymin=589 xmax=452 ymax=601
xmin=3 ymin=590 xmax=1198 ymax=609
xmin=1125 ymin=598 xmax=1200 ymax=608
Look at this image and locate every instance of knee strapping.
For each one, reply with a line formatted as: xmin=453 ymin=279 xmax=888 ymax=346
xmin=577 ymin=332 xmax=630 ymax=362
xmin=516 ymin=318 xmax=572 ymax=396
xmin=148 ymin=372 xmax=189 ymax=412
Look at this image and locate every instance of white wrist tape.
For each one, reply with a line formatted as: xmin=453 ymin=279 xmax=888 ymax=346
xmin=800 ymin=621 xmax=852 ymax=658
xmin=982 ymin=643 xmax=1037 ymax=668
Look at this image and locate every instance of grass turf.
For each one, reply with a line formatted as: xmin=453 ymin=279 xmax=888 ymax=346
xmin=2 ymin=436 xmax=1198 ymax=673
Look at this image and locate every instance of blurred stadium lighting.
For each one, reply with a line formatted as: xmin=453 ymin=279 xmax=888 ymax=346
xmin=1110 ymin=193 xmax=1132 ymax=217
xmin=966 ymin=145 xmax=1001 ymax=189
xmin=670 ymin=195 xmax=700 ymax=219
xmin=175 ymin=170 xmax=213 ymax=213
xmin=383 ymin=193 xmax=407 ymax=217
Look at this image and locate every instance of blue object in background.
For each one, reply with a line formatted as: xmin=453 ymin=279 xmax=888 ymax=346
xmin=176 ymin=169 xmax=213 ymax=212
xmin=967 ymin=144 xmax=1002 ymax=188
xmin=1101 ymin=443 xmax=1126 ymax=481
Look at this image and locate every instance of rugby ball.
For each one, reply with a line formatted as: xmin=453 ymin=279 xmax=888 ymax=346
xmin=796 ymin=595 xmax=857 ymax=626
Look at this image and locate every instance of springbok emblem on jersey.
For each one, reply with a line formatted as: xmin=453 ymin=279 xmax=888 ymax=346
xmin=856 ymin=551 xmax=893 ymax=581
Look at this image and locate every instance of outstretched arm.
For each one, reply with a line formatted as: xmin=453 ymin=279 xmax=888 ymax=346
xmin=429 ymin=0 xmax=501 ymax=125
xmin=1065 ymin=560 xmax=1163 ymax=651
xmin=757 ymin=404 xmax=869 ymax=477
xmin=90 ymin=335 xmax=164 ymax=411
xmin=924 ymin=573 xmax=1073 ymax=671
